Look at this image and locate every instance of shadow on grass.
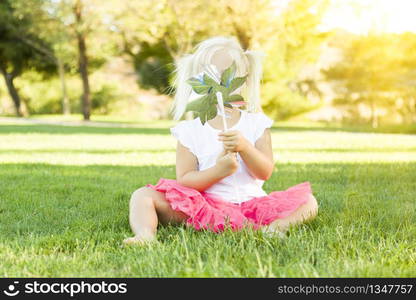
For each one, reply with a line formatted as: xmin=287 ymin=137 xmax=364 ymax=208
xmin=273 ymin=124 xmax=416 ymax=134
xmin=0 ymin=124 xmax=170 ymax=135
xmin=1 ymin=123 xmax=415 ymax=135
xmin=0 ymin=149 xmax=176 ymax=154
xmin=1 ymin=147 xmax=416 ymax=154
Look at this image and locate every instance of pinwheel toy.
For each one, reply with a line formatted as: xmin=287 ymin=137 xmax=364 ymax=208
xmin=185 ymin=62 xmax=248 ymax=204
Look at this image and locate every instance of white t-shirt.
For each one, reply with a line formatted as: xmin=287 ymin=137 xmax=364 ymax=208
xmin=170 ymin=109 xmax=274 ymax=203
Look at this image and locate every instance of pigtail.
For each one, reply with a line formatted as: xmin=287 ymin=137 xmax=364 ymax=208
xmin=170 ymin=54 xmax=195 ymax=121
xmin=244 ymin=50 xmax=266 ymax=113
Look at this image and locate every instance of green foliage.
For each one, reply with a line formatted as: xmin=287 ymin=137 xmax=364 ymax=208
xmin=261 ymin=0 xmax=330 ymax=120
xmin=0 ymin=0 xmax=331 ymax=119
xmin=0 ymin=0 xmax=55 ymax=76
xmin=2 ymin=0 xmax=414 ymax=126
xmin=113 ymin=0 xmax=281 ymax=95
xmin=16 ymin=72 xmax=79 ymax=114
xmin=323 ymin=32 xmax=416 ymax=126
xmin=91 ymin=84 xmax=121 ymax=115
xmin=263 ymin=84 xmax=323 ymax=120
xmin=13 ymin=72 xmax=124 ymax=115
xmin=132 ymin=41 xmax=174 ymax=94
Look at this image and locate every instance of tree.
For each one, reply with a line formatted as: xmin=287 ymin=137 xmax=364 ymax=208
xmin=323 ymin=32 xmax=416 ymax=127
xmin=35 ymin=0 xmax=111 ymax=120
xmin=0 ymin=0 xmax=55 ymax=116
xmin=12 ymin=0 xmax=73 ymax=115
xmin=260 ymin=0 xmax=330 ymax=120
xmin=110 ymin=0 xmax=286 ymax=95
xmin=9 ymin=0 xmax=71 ymax=115
xmin=110 ymin=0 xmax=229 ymax=94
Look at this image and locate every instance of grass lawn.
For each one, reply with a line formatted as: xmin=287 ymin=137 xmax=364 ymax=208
xmin=0 ymin=117 xmax=415 ymax=277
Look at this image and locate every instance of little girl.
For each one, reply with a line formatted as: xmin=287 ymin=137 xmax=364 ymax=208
xmin=124 ymin=36 xmax=318 ymax=245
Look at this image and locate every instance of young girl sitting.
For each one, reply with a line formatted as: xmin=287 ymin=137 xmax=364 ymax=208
xmin=124 ymin=36 xmax=318 ymax=245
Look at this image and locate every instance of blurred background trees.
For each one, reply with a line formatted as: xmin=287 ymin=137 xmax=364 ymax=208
xmin=323 ymin=32 xmax=416 ymax=127
xmin=0 ymin=0 xmax=415 ymax=128
xmin=0 ymin=0 xmax=55 ymax=116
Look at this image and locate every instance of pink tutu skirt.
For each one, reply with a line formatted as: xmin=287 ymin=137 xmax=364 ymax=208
xmin=146 ymin=178 xmax=313 ymax=233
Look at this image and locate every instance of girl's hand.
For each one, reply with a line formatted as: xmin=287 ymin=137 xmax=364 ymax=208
xmin=218 ymin=130 xmax=249 ymax=153
xmin=215 ymin=149 xmax=239 ymax=177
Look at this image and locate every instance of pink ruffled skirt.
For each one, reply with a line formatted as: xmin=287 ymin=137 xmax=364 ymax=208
xmin=146 ymin=178 xmax=313 ymax=233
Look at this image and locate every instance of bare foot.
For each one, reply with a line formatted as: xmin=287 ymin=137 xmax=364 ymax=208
xmin=123 ymin=235 xmax=156 ymax=246
xmin=261 ymin=225 xmax=287 ymax=238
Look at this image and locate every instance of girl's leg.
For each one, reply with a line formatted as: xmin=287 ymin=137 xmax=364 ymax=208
xmin=123 ymin=186 xmax=188 ymax=244
xmin=262 ymin=194 xmax=319 ymax=236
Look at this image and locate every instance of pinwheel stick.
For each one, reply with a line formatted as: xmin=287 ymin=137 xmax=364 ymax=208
xmin=216 ymin=92 xmax=242 ymax=204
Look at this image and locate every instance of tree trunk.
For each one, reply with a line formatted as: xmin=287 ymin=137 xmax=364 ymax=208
xmin=74 ymin=0 xmax=90 ymax=121
xmin=76 ymin=32 xmax=90 ymax=121
xmin=0 ymin=68 xmax=22 ymax=117
xmin=57 ymin=58 xmax=70 ymax=115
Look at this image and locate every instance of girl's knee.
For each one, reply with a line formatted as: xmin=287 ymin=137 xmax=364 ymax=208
xmin=130 ymin=187 xmax=154 ymax=204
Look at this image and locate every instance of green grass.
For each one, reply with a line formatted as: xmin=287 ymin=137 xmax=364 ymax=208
xmin=0 ymin=117 xmax=415 ymax=277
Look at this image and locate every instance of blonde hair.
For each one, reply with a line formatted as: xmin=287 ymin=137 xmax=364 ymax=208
xmin=170 ymin=36 xmax=265 ymax=121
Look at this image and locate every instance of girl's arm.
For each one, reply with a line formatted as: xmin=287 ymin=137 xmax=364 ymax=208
xmin=219 ymin=129 xmax=274 ymax=181
xmin=175 ymin=142 xmax=237 ymax=192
